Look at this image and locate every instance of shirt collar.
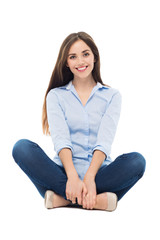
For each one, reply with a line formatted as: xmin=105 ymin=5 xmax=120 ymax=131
xmin=61 ymin=80 xmax=109 ymax=90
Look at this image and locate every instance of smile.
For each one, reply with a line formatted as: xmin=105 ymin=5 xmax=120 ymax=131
xmin=76 ymin=66 xmax=88 ymax=72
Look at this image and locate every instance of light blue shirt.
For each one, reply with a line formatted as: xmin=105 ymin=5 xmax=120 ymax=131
xmin=46 ymin=80 xmax=122 ymax=180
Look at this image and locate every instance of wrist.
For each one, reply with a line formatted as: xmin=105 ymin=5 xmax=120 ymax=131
xmin=67 ymin=170 xmax=79 ymax=180
xmin=84 ymin=171 xmax=96 ymax=180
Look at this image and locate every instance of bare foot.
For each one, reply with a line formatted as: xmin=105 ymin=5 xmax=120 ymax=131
xmin=52 ymin=193 xmax=71 ymax=208
xmin=93 ymin=192 xmax=108 ymax=210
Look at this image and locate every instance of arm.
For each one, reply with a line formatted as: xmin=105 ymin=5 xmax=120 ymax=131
xmin=84 ymin=150 xmax=106 ymax=180
xmin=46 ymin=90 xmax=87 ymax=204
xmin=58 ymin=148 xmax=78 ymax=179
xmin=46 ymin=90 xmax=74 ymax=155
xmin=82 ymin=91 xmax=122 ymax=209
xmin=85 ymin=90 xmax=122 ymax=179
xmin=92 ymin=90 xmax=122 ymax=158
xmin=82 ymin=150 xmax=106 ymax=209
xmin=47 ymin=90 xmax=77 ymax=177
xmin=59 ymin=148 xmax=87 ymax=204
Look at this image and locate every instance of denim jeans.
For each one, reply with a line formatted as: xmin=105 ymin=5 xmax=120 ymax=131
xmin=12 ymin=139 xmax=146 ymax=202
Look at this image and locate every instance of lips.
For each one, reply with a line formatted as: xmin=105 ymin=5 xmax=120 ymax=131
xmin=76 ymin=66 xmax=88 ymax=72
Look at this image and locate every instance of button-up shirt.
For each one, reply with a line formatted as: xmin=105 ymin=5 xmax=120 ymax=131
xmin=46 ymin=80 xmax=122 ymax=180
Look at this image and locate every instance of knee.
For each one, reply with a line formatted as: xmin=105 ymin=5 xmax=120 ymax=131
xmin=12 ymin=139 xmax=33 ymax=164
xmin=127 ymin=152 xmax=146 ymax=176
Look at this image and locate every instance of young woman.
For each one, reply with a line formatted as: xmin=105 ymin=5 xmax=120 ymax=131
xmin=12 ymin=32 xmax=146 ymax=211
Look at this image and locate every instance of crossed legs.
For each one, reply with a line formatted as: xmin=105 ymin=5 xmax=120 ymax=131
xmin=12 ymin=139 xmax=146 ymax=209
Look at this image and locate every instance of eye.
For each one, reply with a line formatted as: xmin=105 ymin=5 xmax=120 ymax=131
xmin=84 ymin=52 xmax=89 ymax=57
xmin=69 ymin=55 xmax=76 ymax=59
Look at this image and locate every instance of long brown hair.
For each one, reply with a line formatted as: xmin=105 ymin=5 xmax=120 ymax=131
xmin=42 ymin=31 xmax=110 ymax=135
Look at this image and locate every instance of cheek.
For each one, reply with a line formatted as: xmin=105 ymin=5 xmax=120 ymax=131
xmin=88 ymin=56 xmax=95 ymax=66
xmin=89 ymin=60 xmax=95 ymax=70
xmin=67 ymin=60 xmax=75 ymax=70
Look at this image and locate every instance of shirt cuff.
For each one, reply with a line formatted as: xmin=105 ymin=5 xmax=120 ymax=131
xmin=56 ymin=143 xmax=74 ymax=156
xmin=92 ymin=145 xmax=108 ymax=159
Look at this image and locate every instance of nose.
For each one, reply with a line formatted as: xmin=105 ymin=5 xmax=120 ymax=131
xmin=76 ymin=56 xmax=85 ymax=66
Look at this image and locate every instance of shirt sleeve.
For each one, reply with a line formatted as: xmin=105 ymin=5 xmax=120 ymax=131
xmin=46 ymin=90 xmax=74 ymax=155
xmin=92 ymin=90 xmax=122 ymax=158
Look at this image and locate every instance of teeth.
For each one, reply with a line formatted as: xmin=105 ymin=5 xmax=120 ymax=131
xmin=77 ymin=66 xmax=87 ymax=70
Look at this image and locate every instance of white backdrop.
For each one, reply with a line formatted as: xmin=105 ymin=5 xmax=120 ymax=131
xmin=1 ymin=0 xmax=159 ymax=239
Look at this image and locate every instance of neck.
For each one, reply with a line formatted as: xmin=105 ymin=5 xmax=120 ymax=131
xmin=72 ymin=76 xmax=97 ymax=91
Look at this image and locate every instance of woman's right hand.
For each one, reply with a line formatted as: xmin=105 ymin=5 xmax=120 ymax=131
xmin=66 ymin=175 xmax=88 ymax=205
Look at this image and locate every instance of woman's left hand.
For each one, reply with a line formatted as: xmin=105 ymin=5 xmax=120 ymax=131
xmin=82 ymin=175 xmax=97 ymax=209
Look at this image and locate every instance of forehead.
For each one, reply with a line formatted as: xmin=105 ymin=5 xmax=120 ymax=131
xmin=68 ymin=40 xmax=91 ymax=53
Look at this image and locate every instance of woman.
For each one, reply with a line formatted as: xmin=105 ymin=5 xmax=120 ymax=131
xmin=12 ymin=32 xmax=146 ymax=211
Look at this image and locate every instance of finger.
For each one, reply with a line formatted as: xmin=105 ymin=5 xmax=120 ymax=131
xmin=88 ymin=194 xmax=94 ymax=209
xmin=84 ymin=184 xmax=88 ymax=194
xmin=83 ymin=192 xmax=86 ymax=200
xmin=68 ymin=193 xmax=73 ymax=202
xmin=81 ymin=192 xmax=84 ymax=205
xmin=83 ymin=185 xmax=88 ymax=199
xmin=86 ymin=194 xmax=90 ymax=209
xmin=66 ymin=193 xmax=69 ymax=200
xmin=66 ymin=189 xmax=71 ymax=199
xmin=70 ymin=193 xmax=73 ymax=201
xmin=77 ymin=194 xmax=82 ymax=205
xmin=73 ymin=194 xmax=77 ymax=204
xmin=72 ymin=198 xmax=76 ymax=204
xmin=90 ymin=195 xmax=96 ymax=209
xmin=87 ymin=196 xmax=91 ymax=209
xmin=81 ymin=191 xmax=84 ymax=205
xmin=69 ymin=194 xmax=72 ymax=201
xmin=82 ymin=194 xmax=86 ymax=207
xmin=83 ymin=193 xmax=88 ymax=208
xmin=71 ymin=195 xmax=76 ymax=204
xmin=89 ymin=197 xmax=93 ymax=210
xmin=90 ymin=200 xmax=94 ymax=209
xmin=93 ymin=195 xmax=96 ymax=207
xmin=82 ymin=190 xmax=85 ymax=199
xmin=82 ymin=196 xmax=86 ymax=208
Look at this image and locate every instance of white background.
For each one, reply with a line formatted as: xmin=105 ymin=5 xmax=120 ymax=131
xmin=0 ymin=0 xmax=160 ymax=239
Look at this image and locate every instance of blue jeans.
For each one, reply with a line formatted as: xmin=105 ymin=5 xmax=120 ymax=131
xmin=12 ymin=139 xmax=146 ymax=202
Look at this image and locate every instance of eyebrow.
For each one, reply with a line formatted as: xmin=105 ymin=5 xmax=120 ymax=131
xmin=68 ymin=49 xmax=90 ymax=56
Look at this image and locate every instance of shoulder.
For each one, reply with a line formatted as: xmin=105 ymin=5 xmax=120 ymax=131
xmin=46 ymin=89 xmax=60 ymax=105
xmin=106 ymin=86 xmax=121 ymax=94
xmin=47 ymin=87 xmax=64 ymax=99
xmin=46 ymin=87 xmax=69 ymax=106
xmin=99 ymin=85 xmax=122 ymax=102
xmin=47 ymin=88 xmax=56 ymax=99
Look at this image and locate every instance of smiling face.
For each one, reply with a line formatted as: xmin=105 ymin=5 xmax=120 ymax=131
xmin=66 ymin=40 xmax=96 ymax=81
